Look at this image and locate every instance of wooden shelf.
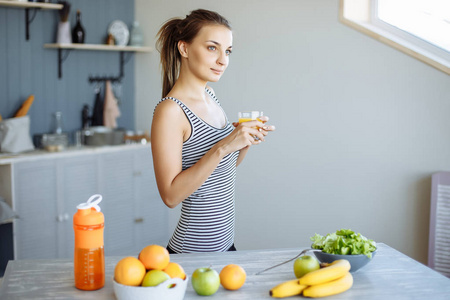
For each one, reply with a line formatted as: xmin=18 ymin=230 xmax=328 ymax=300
xmin=0 ymin=1 xmax=63 ymax=40
xmin=44 ymin=43 xmax=153 ymax=53
xmin=43 ymin=43 xmax=152 ymax=79
xmin=0 ymin=1 xmax=62 ymax=10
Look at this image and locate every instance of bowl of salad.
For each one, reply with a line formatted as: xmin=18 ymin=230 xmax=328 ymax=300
xmin=310 ymin=229 xmax=377 ymax=272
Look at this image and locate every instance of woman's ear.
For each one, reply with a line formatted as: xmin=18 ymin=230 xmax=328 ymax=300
xmin=178 ymin=41 xmax=188 ymax=58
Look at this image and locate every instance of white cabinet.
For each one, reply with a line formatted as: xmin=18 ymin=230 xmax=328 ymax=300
xmin=1 ymin=145 xmax=168 ymax=260
xmin=13 ymin=160 xmax=59 ymax=259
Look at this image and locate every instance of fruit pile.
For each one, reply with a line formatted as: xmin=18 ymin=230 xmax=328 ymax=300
xmin=113 ymin=244 xmax=247 ymax=296
xmin=270 ymin=257 xmax=352 ymax=298
xmin=192 ymin=264 xmax=246 ymax=296
xmin=114 ymin=244 xmax=186 ymax=287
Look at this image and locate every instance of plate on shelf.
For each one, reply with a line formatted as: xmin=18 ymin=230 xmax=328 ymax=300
xmin=108 ymin=20 xmax=129 ymax=46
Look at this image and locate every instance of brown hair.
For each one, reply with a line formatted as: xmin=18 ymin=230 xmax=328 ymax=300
xmin=156 ymin=9 xmax=232 ymax=97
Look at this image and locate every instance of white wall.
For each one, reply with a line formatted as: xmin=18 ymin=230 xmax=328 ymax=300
xmin=135 ymin=0 xmax=450 ymax=264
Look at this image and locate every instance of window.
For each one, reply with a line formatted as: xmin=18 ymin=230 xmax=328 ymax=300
xmin=340 ymin=0 xmax=450 ymax=75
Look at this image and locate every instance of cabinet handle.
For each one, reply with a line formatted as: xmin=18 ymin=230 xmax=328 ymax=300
xmin=134 ymin=218 xmax=144 ymax=223
xmin=57 ymin=213 xmax=71 ymax=222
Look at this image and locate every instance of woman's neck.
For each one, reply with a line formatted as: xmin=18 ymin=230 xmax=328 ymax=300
xmin=169 ymin=75 xmax=208 ymax=103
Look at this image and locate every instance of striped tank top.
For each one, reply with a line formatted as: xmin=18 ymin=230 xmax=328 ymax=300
xmin=156 ymin=88 xmax=239 ymax=253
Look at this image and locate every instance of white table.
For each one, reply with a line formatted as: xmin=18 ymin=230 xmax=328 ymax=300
xmin=1 ymin=243 xmax=449 ymax=299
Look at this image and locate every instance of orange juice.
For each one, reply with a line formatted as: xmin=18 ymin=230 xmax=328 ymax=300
xmin=238 ymin=111 xmax=264 ymax=124
xmin=238 ymin=117 xmax=255 ymax=123
xmin=74 ymin=246 xmax=105 ymax=290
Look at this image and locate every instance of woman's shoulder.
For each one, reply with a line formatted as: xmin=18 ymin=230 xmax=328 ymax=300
xmin=154 ymin=97 xmax=185 ymax=118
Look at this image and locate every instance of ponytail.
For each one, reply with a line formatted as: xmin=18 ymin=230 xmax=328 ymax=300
xmin=156 ymin=9 xmax=231 ymax=98
xmin=156 ymin=18 xmax=182 ymax=98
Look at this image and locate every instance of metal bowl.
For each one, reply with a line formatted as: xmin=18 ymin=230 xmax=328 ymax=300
xmin=82 ymin=126 xmax=125 ymax=146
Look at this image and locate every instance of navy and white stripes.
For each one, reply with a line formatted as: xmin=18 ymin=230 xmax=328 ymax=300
xmin=156 ymin=89 xmax=239 ymax=253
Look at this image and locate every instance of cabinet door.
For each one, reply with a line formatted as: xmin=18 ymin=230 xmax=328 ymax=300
xmin=98 ymin=151 xmax=135 ymax=256
xmin=13 ymin=160 xmax=58 ymax=259
xmin=133 ymin=147 xmax=168 ymax=250
xmin=58 ymin=155 xmax=98 ymax=258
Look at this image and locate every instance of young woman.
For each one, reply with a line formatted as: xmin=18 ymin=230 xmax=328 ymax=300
xmin=151 ymin=9 xmax=275 ymax=253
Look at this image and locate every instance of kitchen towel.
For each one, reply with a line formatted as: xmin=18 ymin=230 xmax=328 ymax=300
xmin=0 ymin=116 xmax=35 ymax=153
xmin=103 ymin=80 xmax=121 ymax=128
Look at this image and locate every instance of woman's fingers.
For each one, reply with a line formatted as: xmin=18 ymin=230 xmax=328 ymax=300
xmin=230 ymin=117 xmax=275 ymax=149
xmin=247 ymin=127 xmax=265 ymax=142
xmin=258 ymin=116 xmax=269 ymax=123
xmin=261 ymin=124 xmax=275 ymax=131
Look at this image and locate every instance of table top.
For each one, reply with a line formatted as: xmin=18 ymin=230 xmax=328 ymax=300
xmin=1 ymin=243 xmax=449 ymax=299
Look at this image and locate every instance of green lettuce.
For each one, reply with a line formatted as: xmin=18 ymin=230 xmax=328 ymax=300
xmin=310 ymin=229 xmax=377 ymax=258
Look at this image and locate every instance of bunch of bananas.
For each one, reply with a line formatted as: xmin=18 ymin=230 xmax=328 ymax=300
xmin=269 ymin=259 xmax=352 ymax=298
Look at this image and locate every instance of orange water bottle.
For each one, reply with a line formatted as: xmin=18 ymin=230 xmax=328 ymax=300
xmin=73 ymin=194 xmax=105 ymax=290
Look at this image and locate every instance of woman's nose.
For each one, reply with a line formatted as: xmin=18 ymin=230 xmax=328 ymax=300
xmin=217 ymin=52 xmax=228 ymax=66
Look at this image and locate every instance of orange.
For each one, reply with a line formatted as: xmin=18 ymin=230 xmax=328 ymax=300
xmin=114 ymin=256 xmax=146 ymax=286
xmin=163 ymin=262 xmax=186 ymax=280
xmin=139 ymin=244 xmax=170 ymax=270
xmin=219 ymin=264 xmax=246 ymax=291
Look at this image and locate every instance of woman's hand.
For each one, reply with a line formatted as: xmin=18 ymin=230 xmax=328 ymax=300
xmin=225 ymin=115 xmax=275 ymax=153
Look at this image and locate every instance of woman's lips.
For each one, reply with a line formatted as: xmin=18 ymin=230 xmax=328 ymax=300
xmin=211 ymin=68 xmax=223 ymax=75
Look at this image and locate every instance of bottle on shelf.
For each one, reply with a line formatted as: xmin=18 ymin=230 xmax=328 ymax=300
xmin=72 ymin=10 xmax=85 ymax=44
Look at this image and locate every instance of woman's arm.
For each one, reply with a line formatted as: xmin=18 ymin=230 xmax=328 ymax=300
xmin=151 ymin=100 xmax=271 ymax=208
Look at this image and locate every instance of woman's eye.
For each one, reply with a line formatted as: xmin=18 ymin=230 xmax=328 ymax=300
xmin=226 ymin=49 xmax=232 ymax=55
xmin=208 ymin=46 xmax=216 ymax=51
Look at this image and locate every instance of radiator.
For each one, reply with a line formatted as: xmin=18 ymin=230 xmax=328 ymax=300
xmin=429 ymin=172 xmax=450 ymax=277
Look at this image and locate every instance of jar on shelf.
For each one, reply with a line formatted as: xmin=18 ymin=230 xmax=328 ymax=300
xmin=129 ymin=21 xmax=144 ymax=46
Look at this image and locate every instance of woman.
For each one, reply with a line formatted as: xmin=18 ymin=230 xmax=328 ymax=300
xmin=151 ymin=9 xmax=275 ymax=254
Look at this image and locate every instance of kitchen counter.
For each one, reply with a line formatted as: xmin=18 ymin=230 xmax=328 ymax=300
xmin=0 ymin=143 xmax=150 ymax=165
xmin=1 ymin=243 xmax=449 ymax=299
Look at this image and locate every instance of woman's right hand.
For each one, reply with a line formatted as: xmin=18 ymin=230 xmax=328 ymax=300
xmin=222 ymin=116 xmax=275 ymax=153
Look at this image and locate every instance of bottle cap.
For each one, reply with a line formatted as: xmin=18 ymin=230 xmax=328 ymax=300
xmin=77 ymin=194 xmax=102 ymax=212
xmin=74 ymin=194 xmax=104 ymax=226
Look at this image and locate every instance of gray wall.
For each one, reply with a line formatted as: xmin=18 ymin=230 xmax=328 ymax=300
xmin=0 ymin=0 xmax=135 ymax=138
xmin=135 ymin=0 xmax=450 ymax=264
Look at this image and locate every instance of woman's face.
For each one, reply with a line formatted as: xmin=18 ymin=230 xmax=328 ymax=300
xmin=182 ymin=24 xmax=233 ymax=82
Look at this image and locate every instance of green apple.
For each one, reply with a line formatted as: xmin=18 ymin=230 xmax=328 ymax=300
xmin=141 ymin=269 xmax=170 ymax=287
xmin=191 ymin=267 xmax=220 ymax=296
xmin=293 ymin=255 xmax=320 ymax=278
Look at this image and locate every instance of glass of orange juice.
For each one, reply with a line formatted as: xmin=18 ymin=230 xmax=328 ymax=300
xmin=238 ymin=111 xmax=264 ymax=124
xmin=238 ymin=111 xmax=265 ymax=140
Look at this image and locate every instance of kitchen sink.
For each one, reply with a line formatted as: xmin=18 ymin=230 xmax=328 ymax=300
xmin=81 ymin=126 xmax=125 ymax=146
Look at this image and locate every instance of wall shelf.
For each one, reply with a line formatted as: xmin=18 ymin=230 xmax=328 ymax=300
xmin=43 ymin=43 xmax=153 ymax=80
xmin=43 ymin=43 xmax=152 ymax=52
xmin=0 ymin=1 xmax=63 ymax=9
xmin=0 ymin=1 xmax=63 ymax=40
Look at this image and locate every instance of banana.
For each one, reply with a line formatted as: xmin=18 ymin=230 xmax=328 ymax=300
xmin=302 ymin=272 xmax=353 ymax=298
xmin=269 ymin=279 xmax=307 ymax=298
xmin=299 ymin=259 xmax=351 ymax=286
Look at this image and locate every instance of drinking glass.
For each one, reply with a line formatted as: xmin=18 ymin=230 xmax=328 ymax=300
xmin=238 ymin=111 xmax=263 ymax=123
xmin=238 ymin=111 xmax=265 ymax=141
